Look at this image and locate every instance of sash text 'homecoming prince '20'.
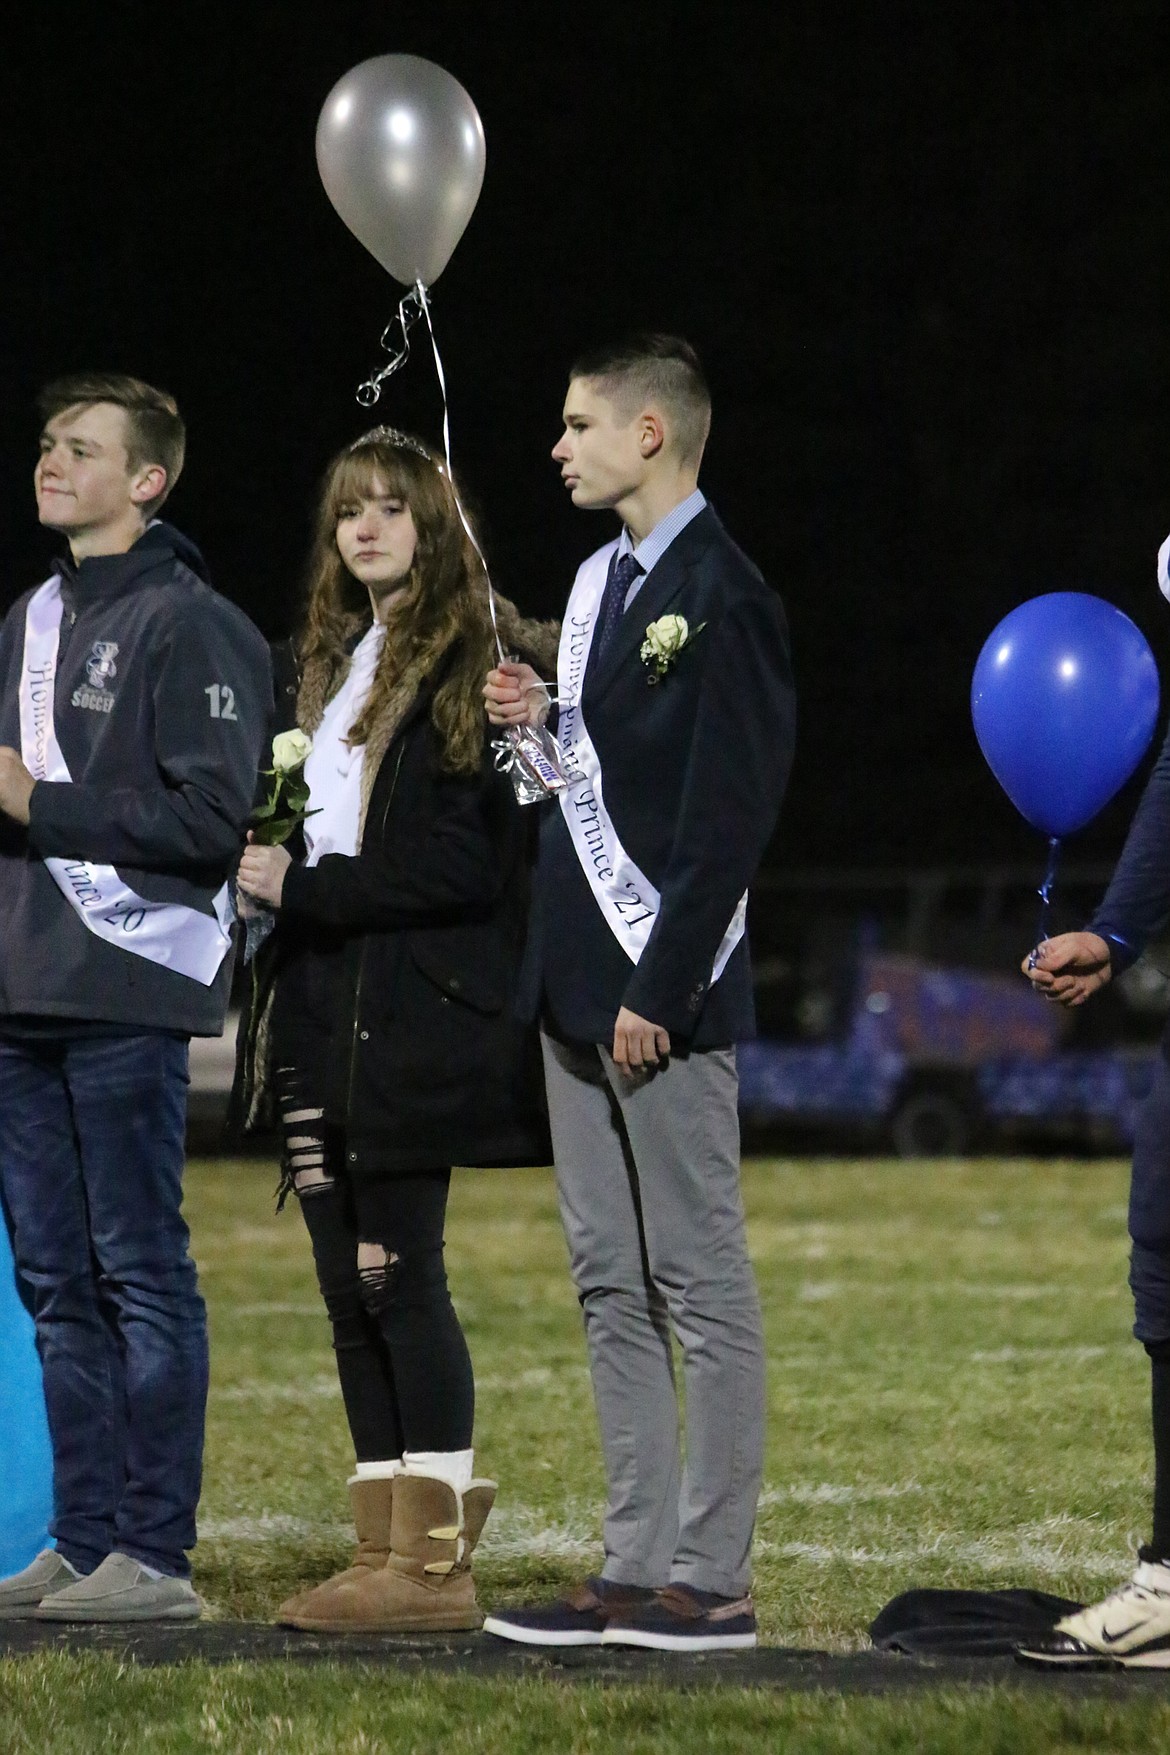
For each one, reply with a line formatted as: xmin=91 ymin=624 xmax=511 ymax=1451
xmin=0 ymin=373 xmax=270 ymax=1623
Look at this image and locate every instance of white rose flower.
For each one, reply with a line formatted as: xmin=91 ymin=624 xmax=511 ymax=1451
xmin=271 ymin=729 xmax=313 ymax=773
xmin=639 ymin=613 xmax=705 ymax=683
xmin=644 ymin=614 xmax=689 ymax=659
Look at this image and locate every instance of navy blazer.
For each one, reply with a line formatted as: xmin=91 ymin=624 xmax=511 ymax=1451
xmin=519 ymin=505 xmax=796 ymax=1047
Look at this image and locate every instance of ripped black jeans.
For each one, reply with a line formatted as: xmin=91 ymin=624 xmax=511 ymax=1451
xmin=276 ymin=1068 xmax=474 ymax=1461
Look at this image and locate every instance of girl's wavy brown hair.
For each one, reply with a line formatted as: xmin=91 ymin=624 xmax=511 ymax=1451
xmin=296 ymin=434 xmax=500 ymax=774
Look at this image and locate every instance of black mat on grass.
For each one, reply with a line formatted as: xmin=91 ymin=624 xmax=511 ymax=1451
xmin=870 ymin=1587 xmax=1084 ymax=1656
xmin=3 ymin=1621 xmax=1170 ymax=1693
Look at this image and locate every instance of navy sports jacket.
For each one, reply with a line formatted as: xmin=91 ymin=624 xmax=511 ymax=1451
xmin=0 ymin=522 xmax=271 ymax=1035
xmin=519 ymin=505 xmax=796 ymax=1047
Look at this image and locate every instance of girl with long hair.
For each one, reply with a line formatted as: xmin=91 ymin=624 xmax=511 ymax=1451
xmin=236 ymin=428 xmax=555 ymax=1633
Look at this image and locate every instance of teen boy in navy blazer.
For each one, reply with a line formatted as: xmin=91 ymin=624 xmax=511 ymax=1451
xmin=484 ymin=335 xmax=795 ymax=1651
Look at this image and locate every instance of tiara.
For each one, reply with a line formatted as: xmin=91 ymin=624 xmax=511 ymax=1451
xmin=347 ymin=426 xmax=433 ymax=460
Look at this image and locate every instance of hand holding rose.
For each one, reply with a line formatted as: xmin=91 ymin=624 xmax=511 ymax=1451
xmin=237 ymin=834 xmax=293 ymax=909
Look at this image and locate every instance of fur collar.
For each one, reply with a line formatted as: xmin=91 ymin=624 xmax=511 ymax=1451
xmin=293 ymin=597 xmax=560 ymax=848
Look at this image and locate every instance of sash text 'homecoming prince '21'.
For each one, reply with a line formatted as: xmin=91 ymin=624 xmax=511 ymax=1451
xmin=483 ymin=334 xmax=795 ymax=1653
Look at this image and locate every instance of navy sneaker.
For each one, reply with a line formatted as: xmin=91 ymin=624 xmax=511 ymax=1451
xmin=482 ymin=1576 xmax=658 ymax=1647
xmin=601 ymin=1582 xmax=757 ymax=1651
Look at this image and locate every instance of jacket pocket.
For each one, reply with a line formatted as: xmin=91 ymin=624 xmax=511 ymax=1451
xmin=409 ymin=942 xmax=504 ymax=1016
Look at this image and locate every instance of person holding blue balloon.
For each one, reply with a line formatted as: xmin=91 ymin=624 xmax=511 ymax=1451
xmin=972 ymin=575 xmax=1170 ymax=1667
xmin=1014 ymin=752 xmax=1170 ymax=1669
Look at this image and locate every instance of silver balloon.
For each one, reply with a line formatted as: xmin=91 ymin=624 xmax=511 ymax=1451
xmin=316 ymin=54 xmax=486 ymax=287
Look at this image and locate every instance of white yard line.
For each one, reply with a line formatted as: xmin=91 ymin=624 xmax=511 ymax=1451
xmin=969 ymin=1344 xmax=1126 ymax=1363
xmin=210 ymin=1375 xmax=340 ymax=1403
xmin=759 ymin=1482 xmax=924 ymax=1507
xmin=760 ymin=1534 xmax=1132 ymax=1580
xmin=197 ymin=1506 xmax=604 ymax=1560
xmin=199 ymin=1514 xmax=352 ymax=1542
xmin=794 ymin=1280 xmax=1123 ymax=1302
xmin=194 ymin=1492 xmax=1133 ymax=1580
xmin=479 ymin=1508 xmax=602 ymax=1561
xmin=229 ymin=1303 xmax=325 ymax=1318
xmin=475 ymin=1366 xmax=592 ymax=1392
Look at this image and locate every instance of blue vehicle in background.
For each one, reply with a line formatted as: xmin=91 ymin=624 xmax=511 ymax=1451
xmin=739 ymin=867 xmax=1167 ymax=1155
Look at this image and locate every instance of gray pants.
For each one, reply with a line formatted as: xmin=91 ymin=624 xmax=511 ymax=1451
xmin=541 ymin=1032 xmax=765 ymax=1597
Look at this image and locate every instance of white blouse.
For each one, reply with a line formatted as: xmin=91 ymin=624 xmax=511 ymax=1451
xmin=302 ymin=621 xmax=386 ymax=866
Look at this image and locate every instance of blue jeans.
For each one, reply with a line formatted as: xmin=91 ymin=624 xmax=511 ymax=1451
xmin=0 ymin=1033 xmax=206 ymax=1577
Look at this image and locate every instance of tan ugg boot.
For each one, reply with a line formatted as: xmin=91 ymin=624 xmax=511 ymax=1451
xmin=279 ymin=1474 xmax=496 ymax=1633
xmin=276 ymin=1475 xmax=396 ymax=1625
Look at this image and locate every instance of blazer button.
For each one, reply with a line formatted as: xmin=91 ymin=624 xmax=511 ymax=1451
xmin=449 ymin=977 xmax=461 ymax=991
xmin=348 ymin=1150 xmax=357 ymax=1162
xmin=359 ymin=1030 xmax=369 ymax=1041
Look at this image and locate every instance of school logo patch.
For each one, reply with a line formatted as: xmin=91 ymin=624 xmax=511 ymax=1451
xmin=86 ymin=641 xmax=119 ymax=689
xmin=72 ymin=640 xmax=119 ymax=713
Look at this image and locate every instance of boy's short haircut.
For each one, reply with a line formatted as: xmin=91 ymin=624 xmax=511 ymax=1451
xmin=38 ymin=371 xmax=186 ymax=510
xmin=569 ymin=333 xmax=712 ymax=466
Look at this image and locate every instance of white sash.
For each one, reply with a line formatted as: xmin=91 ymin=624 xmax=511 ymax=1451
xmin=19 ymin=576 xmax=234 ymax=986
xmin=555 ymin=543 xmax=746 ymax=976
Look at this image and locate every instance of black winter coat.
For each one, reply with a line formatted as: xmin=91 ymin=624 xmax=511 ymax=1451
xmin=260 ymin=663 xmax=550 ymax=1177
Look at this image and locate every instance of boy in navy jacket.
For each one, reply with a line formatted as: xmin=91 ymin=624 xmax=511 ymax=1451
xmin=483 ymin=336 xmax=795 ymax=1651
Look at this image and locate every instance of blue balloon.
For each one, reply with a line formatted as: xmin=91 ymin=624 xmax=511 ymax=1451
xmin=972 ymin=592 xmax=1160 ymax=837
xmin=0 ymin=1214 xmax=52 ymax=1575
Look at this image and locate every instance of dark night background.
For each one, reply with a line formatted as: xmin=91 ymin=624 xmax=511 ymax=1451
xmin=0 ymin=0 xmax=1165 ymax=876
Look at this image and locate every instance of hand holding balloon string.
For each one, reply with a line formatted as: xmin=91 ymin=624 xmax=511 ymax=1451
xmin=1022 ymin=931 xmax=1113 ymax=1006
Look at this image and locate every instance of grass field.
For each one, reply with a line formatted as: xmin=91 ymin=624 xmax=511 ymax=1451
xmin=5 ymin=1152 xmax=1170 ymax=1751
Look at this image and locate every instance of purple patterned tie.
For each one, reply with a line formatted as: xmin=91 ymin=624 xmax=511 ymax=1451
xmin=594 ymin=551 xmax=643 ymax=659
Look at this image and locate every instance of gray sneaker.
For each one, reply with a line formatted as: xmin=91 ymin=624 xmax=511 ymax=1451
xmin=35 ymin=1552 xmax=202 ymax=1622
xmin=0 ymin=1549 xmax=82 ymax=1619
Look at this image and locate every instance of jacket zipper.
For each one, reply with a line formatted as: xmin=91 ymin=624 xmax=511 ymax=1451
xmin=345 ymin=740 xmax=408 ymax=1120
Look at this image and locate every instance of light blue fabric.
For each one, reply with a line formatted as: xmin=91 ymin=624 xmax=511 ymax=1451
xmin=0 ymin=1212 xmax=52 ymax=1575
xmin=617 ymin=490 xmax=708 ymax=607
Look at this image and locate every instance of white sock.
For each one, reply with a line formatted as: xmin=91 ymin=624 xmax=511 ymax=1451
xmin=348 ymin=1458 xmax=403 ymax=1485
xmin=403 ymin=1448 xmax=475 ymax=1495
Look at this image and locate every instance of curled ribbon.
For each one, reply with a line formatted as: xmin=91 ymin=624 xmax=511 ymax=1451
xmin=356 ymin=280 xmax=573 ymax=802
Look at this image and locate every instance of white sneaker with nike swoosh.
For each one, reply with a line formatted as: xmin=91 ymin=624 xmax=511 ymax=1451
xmin=1017 ymin=1560 xmax=1170 ymax=1668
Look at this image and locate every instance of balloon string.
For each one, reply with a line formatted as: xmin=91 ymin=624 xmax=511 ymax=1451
xmin=356 ymin=285 xmax=565 ymax=707
xmin=413 ymin=280 xmax=508 ymax=667
xmin=1028 ymin=835 xmax=1061 ymax=967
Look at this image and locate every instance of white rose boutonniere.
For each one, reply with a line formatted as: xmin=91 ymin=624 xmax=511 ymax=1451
xmin=640 ymin=613 xmax=706 ymax=684
xmin=251 ymin=731 xmax=319 ymax=845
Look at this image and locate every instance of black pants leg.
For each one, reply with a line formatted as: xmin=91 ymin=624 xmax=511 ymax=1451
xmin=351 ymin=1168 xmax=475 ymax=1453
xmin=1128 ymin=1052 xmax=1170 ymax=1561
xmin=277 ymin=1070 xmax=473 ymax=1459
